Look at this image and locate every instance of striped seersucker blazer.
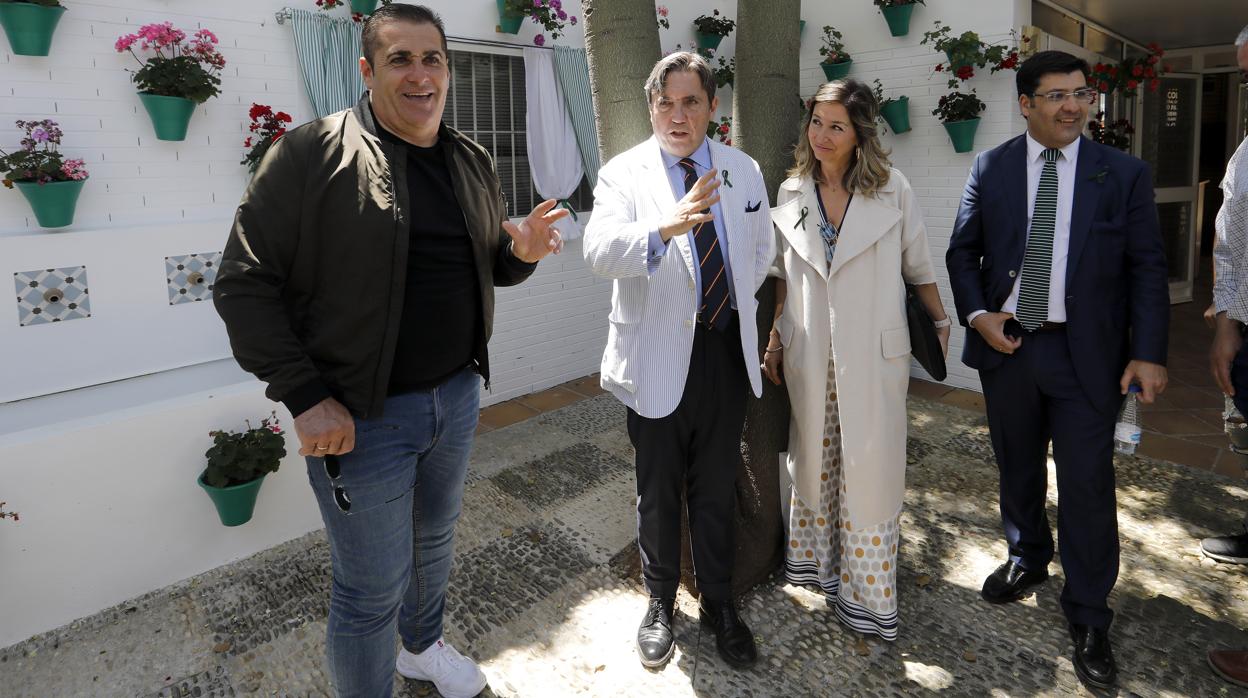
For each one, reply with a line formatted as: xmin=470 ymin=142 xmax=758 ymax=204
xmin=583 ymin=136 xmax=775 ymax=418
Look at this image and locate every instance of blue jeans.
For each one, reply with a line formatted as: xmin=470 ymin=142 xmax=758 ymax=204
xmin=306 ymin=366 xmax=480 ymax=698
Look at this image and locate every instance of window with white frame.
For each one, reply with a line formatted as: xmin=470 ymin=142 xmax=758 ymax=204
xmin=446 ymin=48 xmax=593 ymax=218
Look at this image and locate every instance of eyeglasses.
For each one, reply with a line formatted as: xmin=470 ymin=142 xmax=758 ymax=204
xmin=1032 ymin=88 xmax=1099 ymax=105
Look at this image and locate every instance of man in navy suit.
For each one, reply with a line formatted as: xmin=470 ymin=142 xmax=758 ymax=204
xmin=946 ymin=50 xmax=1169 ymax=689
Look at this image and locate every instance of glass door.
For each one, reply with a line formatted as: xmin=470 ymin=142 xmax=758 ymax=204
xmin=1138 ymin=73 xmax=1202 ymax=304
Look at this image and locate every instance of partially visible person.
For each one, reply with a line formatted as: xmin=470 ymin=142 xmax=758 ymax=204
xmin=764 ymin=79 xmax=948 ymax=641
xmin=1202 ymin=26 xmax=1248 ymax=566
xmin=583 ymin=51 xmax=774 ymax=671
xmin=1202 ymin=25 xmax=1248 ymax=690
xmin=946 ymin=50 xmax=1169 ymax=690
xmin=213 ymin=5 xmax=565 ymax=697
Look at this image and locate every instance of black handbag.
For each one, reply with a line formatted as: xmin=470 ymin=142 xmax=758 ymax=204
xmin=906 ymin=284 xmax=946 ymax=381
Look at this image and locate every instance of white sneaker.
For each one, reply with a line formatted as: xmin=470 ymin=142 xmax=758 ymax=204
xmin=396 ymin=638 xmax=488 ymax=698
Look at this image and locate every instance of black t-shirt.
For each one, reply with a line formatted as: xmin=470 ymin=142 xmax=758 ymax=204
xmin=376 ymin=121 xmax=481 ymax=394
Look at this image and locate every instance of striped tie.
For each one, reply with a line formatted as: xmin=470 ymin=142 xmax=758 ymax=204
xmin=1015 ymin=148 xmax=1060 ymax=331
xmin=678 ymin=157 xmax=730 ymax=332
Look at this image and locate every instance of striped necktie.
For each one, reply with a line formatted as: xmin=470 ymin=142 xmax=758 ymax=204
xmin=678 ymin=157 xmax=730 ymax=332
xmin=1015 ymin=147 xmax=1060 ymax=331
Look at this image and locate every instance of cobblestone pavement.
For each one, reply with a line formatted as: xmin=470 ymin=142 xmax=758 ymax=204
xmin=4 ymin=394 xmax=1248 ymax=697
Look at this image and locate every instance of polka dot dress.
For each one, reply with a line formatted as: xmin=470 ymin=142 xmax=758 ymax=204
xmin=785 ymin=350 xmax=901 ymax=641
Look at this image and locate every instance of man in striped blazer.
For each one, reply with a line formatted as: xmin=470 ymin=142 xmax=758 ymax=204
xmin=583 ymin=51 xmax=774 ymax=671
xmin=946 ymin=50 xmax=1169 ymax=690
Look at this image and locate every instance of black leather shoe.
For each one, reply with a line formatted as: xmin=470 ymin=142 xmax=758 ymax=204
xmin=1070 ymin=624 xmax=1116 ymax=689
xmin=699 ymin=598 xmax=758 ymax=668
xmin=637 ymin=597 xmax=676 ymax=669
xmin=980 ymin=560 xmax=1049 ymax=604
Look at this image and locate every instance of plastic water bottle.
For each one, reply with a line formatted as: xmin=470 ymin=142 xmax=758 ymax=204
xmin=1114 ymin=385 xmax=1142 ymax=455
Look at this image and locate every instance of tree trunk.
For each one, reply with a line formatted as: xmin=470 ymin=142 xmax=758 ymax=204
xmin=582 ymin=0 xmax=660 ymax=163
xmin=729 ymin=0 xmax=801 ymax=596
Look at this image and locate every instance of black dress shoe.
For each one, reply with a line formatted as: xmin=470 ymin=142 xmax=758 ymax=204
xmin=637 ymin=597 xmax=676 ymax=669
xmin=1070 ymin=624 xmax=1117 ymax=689
xmin=980 ymin=560 xmax=1048 ymax=604
xmin=699 ymin=598 xmax=758 ymax=668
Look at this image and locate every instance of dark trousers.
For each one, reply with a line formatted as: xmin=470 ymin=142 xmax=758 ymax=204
xmin=979 ymin=324 xmax=1120 ymax=629
xmin=627 ymin=312 xmax=748 ymax=602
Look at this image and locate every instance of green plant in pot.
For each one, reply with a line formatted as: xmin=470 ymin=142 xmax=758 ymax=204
xmin=818 ymin=25 xmax=852 ymax=81
xmin=920 ymin=21 xmax=1019 ymax=77
xmin=199 ymin=412 xmax=287 ymax=527
xmin=0 ymin=0 xmax=66 ymax=56
xmin=1 ymin=119 xmax=89 ymax=228
xmin=933 ymin=89 xmax=986 ymax=153
xmin=115 ymin=22 xmax=226 ymax=141
xmin=873 ymin=0 xmax=923 ymax=38
xmin=693 ymin=9 xmax=735 ymax=52
xmin=871 ymin=79 xmax=911 ymax=135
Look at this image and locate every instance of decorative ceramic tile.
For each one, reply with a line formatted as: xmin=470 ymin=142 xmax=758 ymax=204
xmin=165 ymin=251 xmax=222 ymax=305
xmin=13 ymin=266 xmax=91 ymax=326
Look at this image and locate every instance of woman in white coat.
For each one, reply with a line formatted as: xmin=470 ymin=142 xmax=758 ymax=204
xmin=764 ymin=79 xmax=950 ymax=641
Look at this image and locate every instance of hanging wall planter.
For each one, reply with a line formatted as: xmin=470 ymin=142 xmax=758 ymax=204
xmin=0 ymin=1 xmax=66 ymax=56
xmin=139 ymin=93 xmax=196 ymax=141
xmin=496 ymin=0 xmax=522 ymax=34
xmin=695 ymin=32 xmax=723 ymax=51
xmin=821 ymin=59 xmax=853 ymax=81
xmin=15 ymin=179 xmax=85 ymax=228
xmin=879 ymin=4 xmax=917 ymax=38
xmin=199 ymin=472 xmax=267 ymax=527
xmin=350 ymin=0 xmax=378 ymax=14
xmin=943 ymin=117 xmax=981 ymax=153
xmin=880 ymin=97 xmax=911 ymax=134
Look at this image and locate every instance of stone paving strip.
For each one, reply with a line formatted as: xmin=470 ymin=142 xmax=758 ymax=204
xmin=3 ymin=394 xmax=1248 ymax=696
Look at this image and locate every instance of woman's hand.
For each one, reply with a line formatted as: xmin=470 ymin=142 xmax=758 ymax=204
xmin=762 ymin=346 xmax=784 ymax=385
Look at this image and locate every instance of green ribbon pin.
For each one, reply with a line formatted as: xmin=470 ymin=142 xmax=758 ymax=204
xmin=721 ymin=169 xmax=732 ymax=188
xmin=795 ymin=206 xmax=809 ymax=230
xmin=557 ymin=199 xmax=579 ymax=221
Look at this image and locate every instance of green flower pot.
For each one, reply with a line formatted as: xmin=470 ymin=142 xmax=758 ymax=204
xmin=943 ymin=117 xmax=981 ymax=153
xmin=821 ymin=59 xmax=852 ymax=81
xmin=14 ymin=179 xmax=85 ymax=228
xmin=496 ymin=0 xmax=522 ymax=34
xmin=0 ymin=2 xmax=65 ymax=57
xmin=695 ymin=32 xmax=723 ymax=51
xmin=199 ymin=471 xmax=267 ymax=527
xmin=880 ymin=4 xmax=916 ymax=37
xmin=350 ymin=0 xmax=379 ymax=14
xmin=138 ymin=93 xmax=196 ymax=141
xmin=880 ymin=97 xmax=911 ymax=134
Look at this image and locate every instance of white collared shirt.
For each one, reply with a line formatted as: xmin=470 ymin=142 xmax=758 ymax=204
xmin=969 ymin=133 xmax=1080 ymax=325
xmin=1213 ymin=135 xmax=1248 ymax=323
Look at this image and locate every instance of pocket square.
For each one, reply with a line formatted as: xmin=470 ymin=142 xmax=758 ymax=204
xmin=745 ymin=201 xmax=761 ymax=212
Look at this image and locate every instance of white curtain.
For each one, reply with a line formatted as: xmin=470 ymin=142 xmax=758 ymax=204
xmin=523 ymin=47 xmax=585 ymax=240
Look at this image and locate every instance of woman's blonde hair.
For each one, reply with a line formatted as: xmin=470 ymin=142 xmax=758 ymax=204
xmin=787 ymin=79 xmax=892 ymax=197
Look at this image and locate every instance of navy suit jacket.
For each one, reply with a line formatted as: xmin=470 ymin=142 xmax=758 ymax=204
xmin=945 ymin=134 xmax=1169 ymax=415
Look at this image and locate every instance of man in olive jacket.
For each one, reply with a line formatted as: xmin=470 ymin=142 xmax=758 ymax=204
xmin=213 ymin=6 xmax=564 ymax=698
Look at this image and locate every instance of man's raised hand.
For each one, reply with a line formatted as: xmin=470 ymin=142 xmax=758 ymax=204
xmin=659 ymin=170 xmax=720 ymax=242
xmin=508 ymin=198 xmax=568 ymax=263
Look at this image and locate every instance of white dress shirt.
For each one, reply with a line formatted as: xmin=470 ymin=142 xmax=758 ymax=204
xmin=969 ymin=133 xmax=1080 ymax=325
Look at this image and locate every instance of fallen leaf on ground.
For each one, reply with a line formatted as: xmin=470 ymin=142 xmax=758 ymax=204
xmin=854 ymin=638 xmax=871 ymax=656
xmin=594 ymin=665 xmax=605 ymax=673
xmin=916 ymin=574 xmax=932 ymax=587
xmin=212 ymin=641 xmax=232 ymax=653
xmin=501 ymin=528 xmax=513 ymax=537
xmin=963 ymin=649 xmax=977 ymax=662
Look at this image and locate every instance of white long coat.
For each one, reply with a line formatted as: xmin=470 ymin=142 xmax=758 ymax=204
xmin=583 ymin=137 xmax=775 ymax=418
xmin=771 ymin=169 xmax=936 ymax=528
